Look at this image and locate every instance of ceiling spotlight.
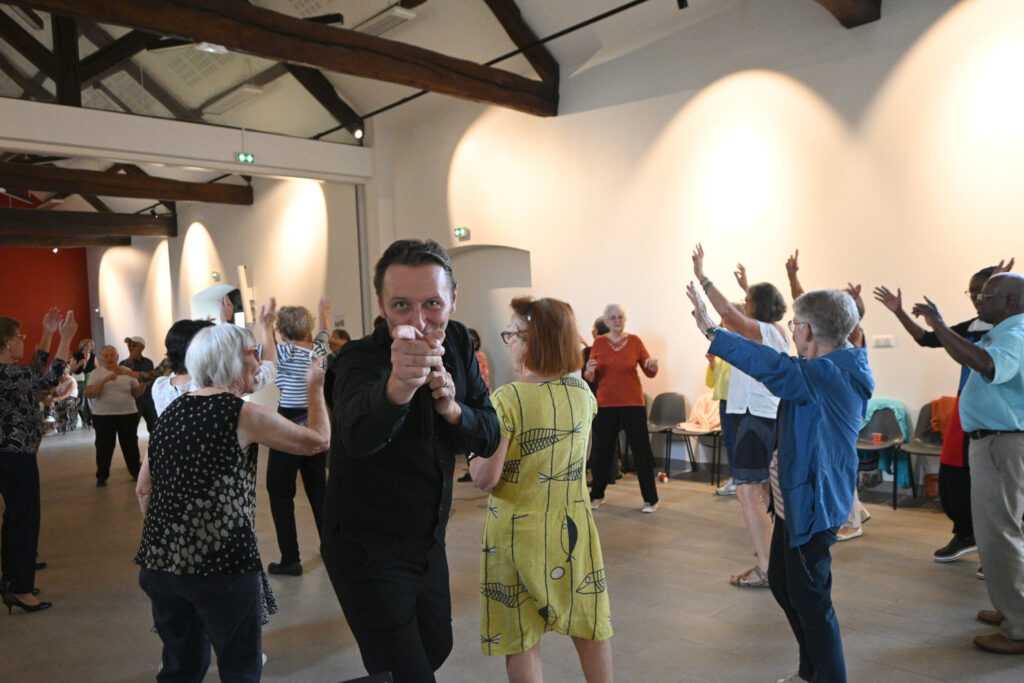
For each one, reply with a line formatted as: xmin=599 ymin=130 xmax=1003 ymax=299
xmin=353 ymin=128 xmax=364 ymax=140
xmin=196 ymin=42 xmax=228 ymax=55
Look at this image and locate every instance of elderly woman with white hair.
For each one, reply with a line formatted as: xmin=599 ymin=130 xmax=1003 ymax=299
xmin=584 ymin=303 xmax=660 ymax=513
xmin=687 ymin=283 xmax=874 ymax=683
xmin=134 ymin=324 xmax=330 ymax=681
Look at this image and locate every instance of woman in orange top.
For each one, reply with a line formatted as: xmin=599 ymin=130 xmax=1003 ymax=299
xmin=584 ymin=304 xmax=660 ymax=512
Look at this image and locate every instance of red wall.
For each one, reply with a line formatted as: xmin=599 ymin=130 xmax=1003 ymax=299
xmin=0 ymin=246 xmax=93 ymax=358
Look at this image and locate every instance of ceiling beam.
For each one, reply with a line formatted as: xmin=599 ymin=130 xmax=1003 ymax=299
xmin=811 ymin=0 xmax=881 ymax=28
xmin=0 ymin=161 xmax=254 ymax=204
xmin=51 ymin=14 xmax=80 ymax=105
xmin=0 ymin=49 xmax=52 ymax=100
xmin=482 ymin=0 xmax=559 ymax=87
xmin=78 ymin=20 xmax=199 ymax=121
xmin=0 ymin=205 xmax=176 ymax=236
xmin=0 ymin=6 xmax=55 ymax=76
xmin=79 ymin=29 xmax=154 ymax=86
xmin=20 ymin=0 xmax=558 ymax=116
xmin=0 ymin=233 xmax=132 ymax=247
xmin=285 ymin=65 xmax=362 ymax=135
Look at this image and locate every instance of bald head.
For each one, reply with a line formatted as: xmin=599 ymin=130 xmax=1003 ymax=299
xmin=978 ymin=273 xmax=1024 ymax=324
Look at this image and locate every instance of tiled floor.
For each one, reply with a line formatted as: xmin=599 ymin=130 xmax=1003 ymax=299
xmin=2 ymin=428 xmax=1022 ymax=682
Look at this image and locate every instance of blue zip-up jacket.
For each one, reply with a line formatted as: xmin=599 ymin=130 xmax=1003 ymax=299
xmin=709 ymin=330 xmax=874 ymax=548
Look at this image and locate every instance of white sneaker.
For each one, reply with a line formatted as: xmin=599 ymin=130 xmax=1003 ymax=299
xmin=590 ymin=498 xmax=605 ymax=509
xmin=716 ymin=478 xmax=736 ymax=496
xmin=776 ymin=672 xmax=804 ymax=682
xmin=641 ymin=502 xmax=658 ymax=513
xmin=262 ymin=653 xmax=268 ymax=665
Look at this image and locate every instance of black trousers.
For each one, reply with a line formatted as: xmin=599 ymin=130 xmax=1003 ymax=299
xmin=939 ymin=455 xmax=973 ymax=540
xmin=93 ymin=412 xmax=142 ymax=481
xmin=322 ymin=533 xmax=452 ymax=683
xmin=589 ymin=405 xmax=658 ymax=504
xmin=267 ymin=406 xmax=327 ymax=564
xmin=0 ymin=451 xmax=41 ymax=594
xmin=140 ymin=568 xmax=262 ymax=683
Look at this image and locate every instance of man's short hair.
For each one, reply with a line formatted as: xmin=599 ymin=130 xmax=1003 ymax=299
xmin=186 ymin=324 xmax=255 ymax=389
xmin=331 ymin=328 xmax=351 ymax=341
xmin=794 ymin=289 xmax=859 ymax=348
xmin=373 ymin=239 xmax=456 ymax=296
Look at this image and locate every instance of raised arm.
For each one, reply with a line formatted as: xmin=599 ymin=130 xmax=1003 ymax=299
xmin=692 ymin=243 xmax=763 ymax=342
xmin=239 ymin=365 xmax=330 ymax=453
xmin=785 ymin=250 xmax=804 ymax=300
xmin=258 ymin=297 xmax=278 ymax=367
xmin=318 ymin=297 xmax=331 ymax=336
xmin=36 ymin=308 xmax=60 ymax=355
xmin=911 ymin=297 xmax=995 ymax=380
xmin=873 ymin=285 xmax=927 ymax=342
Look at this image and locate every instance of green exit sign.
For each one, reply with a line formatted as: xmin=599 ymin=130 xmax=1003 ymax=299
xmin=236 ymin=152 xmax=255 ymax=164
xmin=454 ymin=226 xmax=470 ymax=241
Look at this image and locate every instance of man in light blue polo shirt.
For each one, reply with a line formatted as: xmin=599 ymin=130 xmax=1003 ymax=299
xmin=912 ymin=272 xmax=1024 ymax=654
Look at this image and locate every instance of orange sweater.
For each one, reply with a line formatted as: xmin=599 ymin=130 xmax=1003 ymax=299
xmin=589 ymin=334 xmax=656 ymax=407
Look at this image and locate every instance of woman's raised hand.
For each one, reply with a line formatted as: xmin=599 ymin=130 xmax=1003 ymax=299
xmin=58 ymin=310 xmax=77 ymax=339
xmin=692 ymin=243 xmax=706 ymax=281
xmin=258 ymin=297 xmax=277 ymax=328
xmin=41 ymin=307 xmax=61 ymax=333
xmin=734 ymin=263 xmax=748 ymax=293
xmin=686 ymin=281 xmax=715 ymax=332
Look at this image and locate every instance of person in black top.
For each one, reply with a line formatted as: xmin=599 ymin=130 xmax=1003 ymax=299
xmin=874 ymin=260 xmax=1012 ymax=563
xmin=119 ymin=336 xmax=158 ymax=434
xmin=135 ymin=324 xmax=329 ymax=682
xmin=322 ymin=239 xmax=500 ymax=682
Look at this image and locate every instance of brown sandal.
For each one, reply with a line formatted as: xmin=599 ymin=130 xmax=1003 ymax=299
xmin=729 ymin=566 xmax=769 ymax=588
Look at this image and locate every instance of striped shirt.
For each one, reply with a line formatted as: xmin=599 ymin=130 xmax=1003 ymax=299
xmin=275 ymin=330 xmax=328 ymax=409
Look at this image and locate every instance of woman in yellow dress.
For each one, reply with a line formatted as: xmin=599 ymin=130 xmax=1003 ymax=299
xmin=471 ymin=297 xmax=613 ymax=683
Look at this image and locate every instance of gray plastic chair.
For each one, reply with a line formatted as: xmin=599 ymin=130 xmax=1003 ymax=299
xmin=646 ymin=392 xmax=690 ymax=477
xmin=897 ymin=402 xmax=944 ymax=507
xmin=856 ymin=407 xmax=907 ymax=509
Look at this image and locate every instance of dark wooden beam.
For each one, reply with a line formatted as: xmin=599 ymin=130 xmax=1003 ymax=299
xmin=0 ymin=233 xmax=132 ymax=248
xmin=79 ymin=29 xmax=154 ymax=86
xmin=482 ymin=0 xmax=559 ymax=86
xmin=0 ymin=49 xmax=52 ymax=100
xmin=78 ymin=194 xmax=113 ymax=213
xmin=0 ymin=161 xmax=254 ymax=204
xmin=0 ymin=206 xmax=176 ymax=236
xmin=51 ymin=14 xmax=80 ymax=106
xmin=811 ymin=0 xmax=881 ymax=28
xmin=0 ymin=7 xmax=55 ymax=76
xmin=20 ymin=0 xmax=558 ymax=116
xmin=285 ymin=65 xmax=362 ymax=134
xmin=78 ymin=20 xmax=199 ymax=121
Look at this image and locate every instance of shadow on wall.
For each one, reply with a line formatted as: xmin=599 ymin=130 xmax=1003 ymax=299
xmin=449 ymin=245 xmax=531 ymax=389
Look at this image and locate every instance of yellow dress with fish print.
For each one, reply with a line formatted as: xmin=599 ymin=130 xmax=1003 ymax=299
xmin=480 ymin=376 xmax=612 ymax=655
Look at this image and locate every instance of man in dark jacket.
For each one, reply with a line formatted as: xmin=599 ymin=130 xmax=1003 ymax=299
xmin=322 ymin=239 xmax=500 ymax=681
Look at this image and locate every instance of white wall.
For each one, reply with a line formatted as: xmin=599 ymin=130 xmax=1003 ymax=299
xmin=93 ymin=177 xmax=362 ymax=402
xmin=370 ymin=0 xmax=1024 ymax=432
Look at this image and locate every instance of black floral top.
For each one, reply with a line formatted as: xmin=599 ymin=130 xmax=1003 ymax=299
xmin=0 ymin=350 xmax=66 ymax=454
xmin=135 ymin=392 xmax=260 ymax=576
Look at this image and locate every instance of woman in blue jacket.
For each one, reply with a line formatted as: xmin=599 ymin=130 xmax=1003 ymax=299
xmin=688 ymin=284 xmax=874 ymax=683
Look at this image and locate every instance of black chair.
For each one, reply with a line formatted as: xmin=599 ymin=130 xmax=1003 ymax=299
xmin=855 ymin=407 xmax=907 ymax=509
xmin=647 ymin=392 xmax=689 ymax=477
xmin=897 ymin=402 xmax=944 ymax=507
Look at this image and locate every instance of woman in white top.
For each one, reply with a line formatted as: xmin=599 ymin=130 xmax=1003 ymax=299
xmin=266 ymin=298 xmax=330 ymax=576
xmin=86 ymin=346 xmax=144 ymax=486
xmin=44 ymin=366 xmax=79 ymax=434
xmin=693 ymin=244 xmax=789 ymax=588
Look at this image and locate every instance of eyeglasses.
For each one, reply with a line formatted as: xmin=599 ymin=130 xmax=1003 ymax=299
xmin=964 ymin=290 xmax=984 ymax=299
xmin=787 ymin=319 xmax=810 ymax=333
xmin=13 ymin=334 xmax=26 ymax=342
xmin=243 ymin=347 xmax=260 ymax=359
xmin=975 ymin=293 xmax=997 ymax=301
xmin=500 ymin=330 xmax=525 ymax=345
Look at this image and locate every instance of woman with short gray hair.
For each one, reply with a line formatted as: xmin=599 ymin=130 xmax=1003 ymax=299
xmin=135 ymin=323 xmax=330 ymax=681
xmin=688 ymin=283 xmax=873 ymax=683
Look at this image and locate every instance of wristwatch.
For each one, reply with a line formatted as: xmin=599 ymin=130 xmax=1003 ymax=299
xmin=704 ymin=326 xmax=718 ymax=341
